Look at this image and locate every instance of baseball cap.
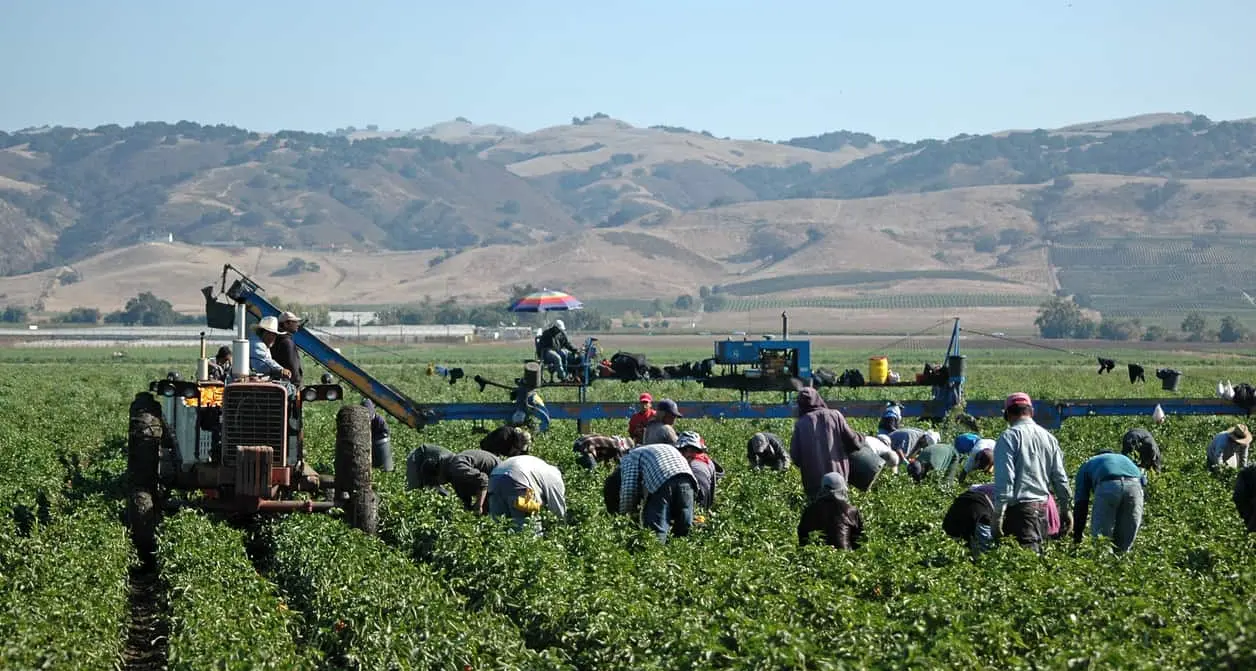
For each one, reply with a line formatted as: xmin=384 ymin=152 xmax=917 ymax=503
xmin=639 ymin=392 xmax=653 ymax=403
xmin=279 ymin=310 xmax=300 ymax=323
xmin=657 ymin=398 xmax=683 ymax=417
xmin=1004 ymin=392 xmax=1033 ymax=410
xmin=955 ymin=432 xmax=980 ymax=454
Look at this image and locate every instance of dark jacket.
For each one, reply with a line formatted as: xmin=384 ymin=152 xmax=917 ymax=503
xmin=270 ymin=334 xmax=303 ymax=387
xmin=798 ymin=497 xmax=863 ymax=549
xmin=747 ymin=432 xmax=788 ymax=470
xmin=1121 ymin=428 xmax=1161 ymax=472
xmin=1234 ymin=465 xmax=1256 ymax=532
xmin=943 ymin=489 xmax=995 ymax=541
xmin=361 ymin=399 xmax=389 ymax=443
xmin=789 ymin=388 xmax=863 ymax=499
xmin=443 ymin=449 xmax=501 ymax=510
xmin=539 ymin=325 xmax=576 ymax=353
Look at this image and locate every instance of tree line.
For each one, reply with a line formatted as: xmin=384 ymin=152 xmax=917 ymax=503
xmin=1034 ymin=297 xmax=1249 ymax=342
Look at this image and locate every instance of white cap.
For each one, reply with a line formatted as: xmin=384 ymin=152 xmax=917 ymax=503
xmin=554 ymin=319 xmax=565 ymax=331
xmin=927 ymin=430 xmax=941 ymax=445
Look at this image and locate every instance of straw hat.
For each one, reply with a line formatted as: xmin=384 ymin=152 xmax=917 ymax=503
xmin=1229 ymin=424 xmax=1253 ymax=445
xmin=254 ymin=315 xmax=281 ymax=335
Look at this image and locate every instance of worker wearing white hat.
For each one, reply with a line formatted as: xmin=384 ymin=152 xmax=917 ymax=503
xmin=249 ymin=315 xmax=291 ymax=380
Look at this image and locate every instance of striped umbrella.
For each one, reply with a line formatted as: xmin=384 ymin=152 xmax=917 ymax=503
xmin=509 ymin=289 xmax=584 ymax=313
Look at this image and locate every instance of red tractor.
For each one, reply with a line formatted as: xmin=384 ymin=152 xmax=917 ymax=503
xmin=125 ymin=302 xmax=377 ymax=556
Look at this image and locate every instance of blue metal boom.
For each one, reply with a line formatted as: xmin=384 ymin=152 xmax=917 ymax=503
xmin=206 ymin=267 xmax=1251 ymax=434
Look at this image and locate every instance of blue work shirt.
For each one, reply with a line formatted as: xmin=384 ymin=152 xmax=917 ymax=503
xmin=248 ymin=333 xmax=284 ymax=376
xmin=1073 ymin=452 xmax=1143 ymax=510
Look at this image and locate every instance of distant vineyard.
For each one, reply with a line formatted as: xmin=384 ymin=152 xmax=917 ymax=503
xmin=719 ymin=270 xmax=1018 ymax=296
xmin=711 ymin=293 xmax=1048 ymax=312
xmin=1050 ymin=240 xmax=1256 ymax=268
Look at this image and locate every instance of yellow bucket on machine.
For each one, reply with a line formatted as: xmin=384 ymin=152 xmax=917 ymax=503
xmin=869 ymin=356 xmax=890 ymax=384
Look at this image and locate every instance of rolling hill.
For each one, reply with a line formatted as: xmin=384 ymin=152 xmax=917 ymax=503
xmin=3 ymin=111 xmax=1256 ymax=332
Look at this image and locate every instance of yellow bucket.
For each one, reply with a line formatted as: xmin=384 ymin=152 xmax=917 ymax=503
xmin=869 ymin=356 xmax=890 ymax=384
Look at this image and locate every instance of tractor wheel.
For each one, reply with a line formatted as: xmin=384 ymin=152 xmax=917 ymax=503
xmin=126 ymin=490 xmax=157 ymax=560
xmin=335 ymin=405 xmax=378 ymax=535
xmin=127 ymin=396 xmax=162 ymax=491
xmin=127 ymin=395 xmax=163 ymax=558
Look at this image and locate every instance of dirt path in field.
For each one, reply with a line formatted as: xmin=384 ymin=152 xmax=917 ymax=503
xmin=121 ymin=562 xmax=169 ymax=671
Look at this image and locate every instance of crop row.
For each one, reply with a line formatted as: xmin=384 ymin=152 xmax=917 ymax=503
xmin=713 ymin=293 xmax=1046 ymax=312
xmin=263 ymin=513 xmax=558 ymax=670
xmin=1050 ymin=244 xmax=1256 ymax=268
xmin=157 ymin=510 xmax=314 ymax=671
xmin=0 ymin=503 xmax=132 ymax=668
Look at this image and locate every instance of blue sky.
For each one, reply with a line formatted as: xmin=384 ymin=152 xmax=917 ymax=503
xmin=1 ymin=0 xmax=1252 ymax=141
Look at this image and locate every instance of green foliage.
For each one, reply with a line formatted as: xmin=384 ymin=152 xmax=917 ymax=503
xmin=264 ymin=514 xmax=562 ymax=669
xmin=0 ymin=506 xmax=132 ymax=669
xmin=104 ymin=291 xmax=199 ymax=326
xmin=53 ymin=306 xmax=101 ymax=324
xmin=1182 ymin=312 xmax=1207 ymax=336
xmin=159 ymin=511 xmax=315 ymax=670
xmin=1035 ymin=296 xmax=1095 ymax=339
xmin=1218 ymin=315 xmax=1248 ymax=343
xmin=0 ymin=306 xmax=27 ymax=323
xmin=270 ymin=257 xmax=321 ymax=277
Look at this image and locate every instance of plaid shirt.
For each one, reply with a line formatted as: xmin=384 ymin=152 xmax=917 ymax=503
xmin=574 ymin=435 xmax=632 ymax=462
xmin=618 ymin=444 xmax=695 ymax=514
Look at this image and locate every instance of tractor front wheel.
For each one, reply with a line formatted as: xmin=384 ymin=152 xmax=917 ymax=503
xmin=127 ymin=395 xmax=163 ymax=558
xmin=334 ymin=405 xmax=378 ymax=535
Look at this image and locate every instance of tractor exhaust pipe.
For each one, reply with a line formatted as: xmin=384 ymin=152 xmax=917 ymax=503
xmin=197 ymin=331 xmax=211 ymax=381
xmin=231 ymin=301 xmax=250 ymax=378
xmin=781 ymin=311 xmax=788 ymax=340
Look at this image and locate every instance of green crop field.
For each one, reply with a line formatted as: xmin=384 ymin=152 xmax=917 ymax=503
xmin=3 ymin=342 xmax=1256 ymax=669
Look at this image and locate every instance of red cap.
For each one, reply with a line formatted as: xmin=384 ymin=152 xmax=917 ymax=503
xmin=1004 ymin=392 xmax=1033 ymax=410
xmin=639 ymin=392 xmax=652 ymax=402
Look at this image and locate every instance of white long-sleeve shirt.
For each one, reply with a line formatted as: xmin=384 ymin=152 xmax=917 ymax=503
xmin=992 ymin=419 xmax=1072 ymax=524
xmin=489 ymin=455 xmax=567 ymax=518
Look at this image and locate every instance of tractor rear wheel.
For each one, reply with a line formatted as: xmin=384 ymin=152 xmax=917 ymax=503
xmin=127 ymin=394 xmax=163 ymax=558
xmin=335 ymin=405 xmax=378 ymax=535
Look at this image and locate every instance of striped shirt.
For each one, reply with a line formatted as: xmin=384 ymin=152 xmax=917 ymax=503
xmin=618 ymin=443 xmax=695 ymax=514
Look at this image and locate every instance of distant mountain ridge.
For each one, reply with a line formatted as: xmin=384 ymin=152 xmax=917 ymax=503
xmin=2 ymin=110 xmax=1256 ymax=332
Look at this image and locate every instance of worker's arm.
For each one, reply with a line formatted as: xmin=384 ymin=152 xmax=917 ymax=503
xmin=1072 ymin=462 xmax=1091 ymax=542
xmin=990 ymin=434 xmax=1017 ymax=535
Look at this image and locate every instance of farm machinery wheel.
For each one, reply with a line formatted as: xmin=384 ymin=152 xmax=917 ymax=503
xmin=334 ymin=405 xmax=378 ymax=535
xmin=126 ymin=393 xmax=164 ymax=559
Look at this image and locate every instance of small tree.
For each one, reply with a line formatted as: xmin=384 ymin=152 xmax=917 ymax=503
xmin=1219 ymin=315 xmax=1248 ymax=343
xmin=1181 ymin=312 xmax=1207 ymax=340
xmin=1034 ymin=297 xmax=1087 ymax=339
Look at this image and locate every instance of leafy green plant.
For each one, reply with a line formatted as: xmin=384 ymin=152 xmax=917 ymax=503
xmin=158 ymin=510 xmax=315 ymax=670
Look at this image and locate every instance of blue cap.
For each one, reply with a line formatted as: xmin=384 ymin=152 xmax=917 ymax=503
xmin=955 ymin=433 xmax=980 ymax=454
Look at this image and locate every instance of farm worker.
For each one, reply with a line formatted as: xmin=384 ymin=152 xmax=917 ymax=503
xmin=943 ymin=484 xmax=997 ymax=556
xmin=487 ymin=455 xmax=567 ymax=532
xmin=1121 ymin=427 xmax=1162 ymax=472
xmin=992 ymin=392 xmax=1073 ymax=552
xmin=790 ymin=387 xmax=865 ymax=500
xmin=958 ymin=442 xmax=996 ymax=485
xmin=861 ymin=434 xmax=901 ymax=473
xmin=208 ymin=345 xmax=232 ymax=381
xmin=360 ymin=399 xmax=394 ymax=471
xmin=677 ymin=431 xmax=724 ymax=510
xmin=797 ymin=472 xmax=864 ymax=549
xmin=1206 ymin=424 xmax=1252 ymax=470
xmin=273 ymin=310 xmax=304 ymax=388
xmin=538 ymin=319 xmax=578 ymax=381
xmin=877 ymin=403 xmax=902 ymax=435
xmin=406 ymin=444 xmax=454 ymax=491
xmin=965 ymin=483 xmax=1061 ymax=540
xmin=572 ymin=434 xmax=634 ymax=470
xmin=1232 ymin=465 xmax=1256 ymax=532
xmin=907 ymin=442 xmax=963 ymax=486
xmin=747 ymin=431 xmax=789 ymax=471
xmin=628 ymin=393 xmax=656 ymax=444
xmin=479 ymin=424 xmax=532 ymax=458
xmin=1071 ymin=450 xmax=1146 ymax=553
xmin=641 ymin=398 xmax=682 ymax=446
xmin=888 ymin=427 xmax=938 ymax=462
xmin=248 ymin=316 xmax=291 ymax=381
xmin=613 ymin=442 xmax=698 ymax=542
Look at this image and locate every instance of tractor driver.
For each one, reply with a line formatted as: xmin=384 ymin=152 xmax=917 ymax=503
xmin=538 ymin=320 xmax=578 ymax=381
xmin=249 ymin=316 xmax=292 ymax=382
xmin=208 ymin=345 xmax=232 ymax=381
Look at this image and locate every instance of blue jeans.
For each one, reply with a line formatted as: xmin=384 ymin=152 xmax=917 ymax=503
xmin=970 ymin=523 xmax=995 ymax=556
xmin=1090 ymin=477 xmax=1144 ymax=552
xmin=543 ymin=349 xmax=566 ymax=380
xmin=642 ymin=475 xmax=695 ymax=542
